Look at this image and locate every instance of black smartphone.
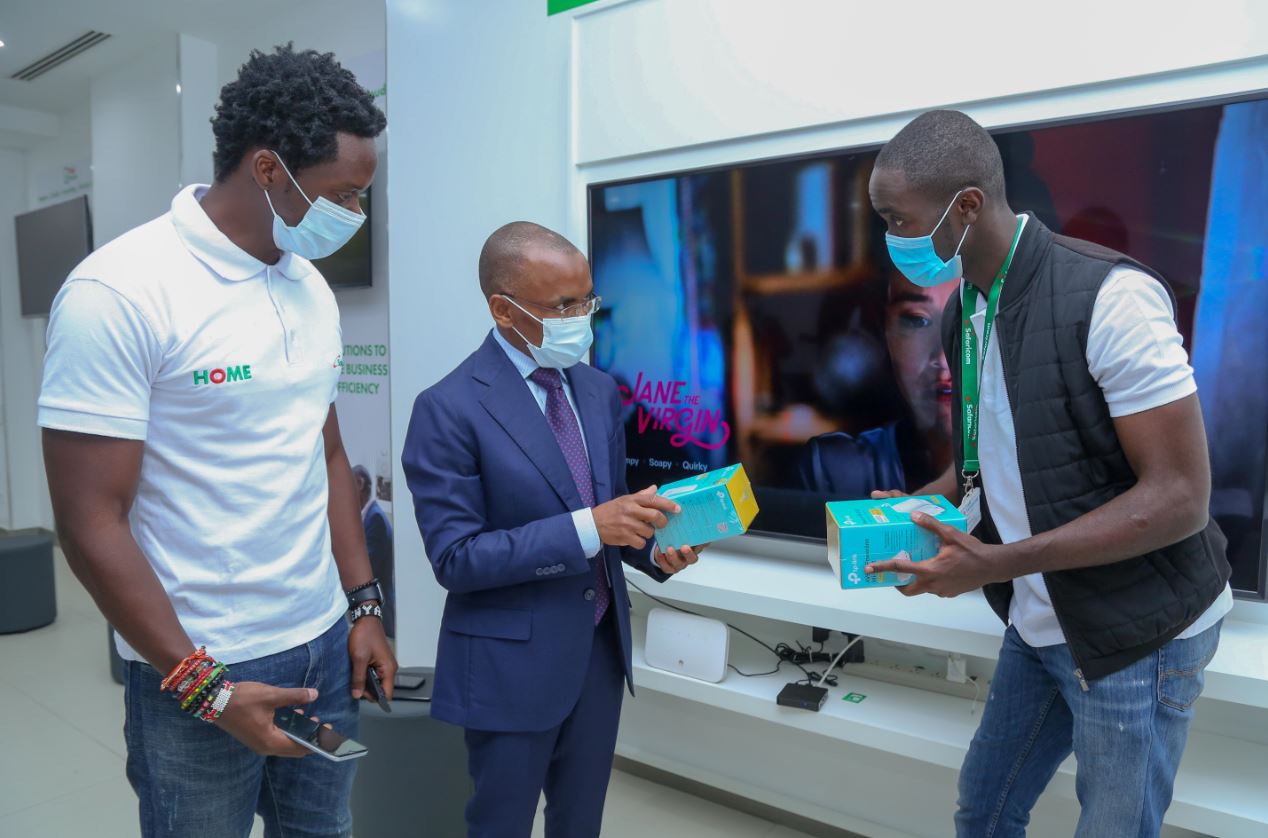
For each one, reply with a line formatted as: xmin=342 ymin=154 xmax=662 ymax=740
xmin=275 ymin=709 xmax=368 ymax=762
xmin=364 ymin=667 xmax=392 ymax=713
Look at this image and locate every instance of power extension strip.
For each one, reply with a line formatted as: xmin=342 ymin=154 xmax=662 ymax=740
xmin=840 ymin=661 xmax=988 ymax=702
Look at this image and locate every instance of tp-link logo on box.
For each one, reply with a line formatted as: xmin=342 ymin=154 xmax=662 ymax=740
xmin=825 ymin=496 xmax=966 ymax=589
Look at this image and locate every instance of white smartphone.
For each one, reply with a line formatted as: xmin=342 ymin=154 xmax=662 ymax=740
xmin=275 ymin=709 xmax=368 ymax=762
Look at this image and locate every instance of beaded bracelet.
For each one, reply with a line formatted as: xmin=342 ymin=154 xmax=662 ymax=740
xmin=181 ymin=663 xmax=226 ymax=712
xmin=185 ymin=670 xmax=229 ymax=720
xmin=349 ymin=602 xmax=383 ymax=625
xmin=174 ymin=659 xmax=215 ymax=702
xmin=196 ymin=681 xmax=236 ymax=724
xmin=162 ymin=647 xmax=211 ymax=692
xmin=161 ymin=647 xmax=233 ymax=722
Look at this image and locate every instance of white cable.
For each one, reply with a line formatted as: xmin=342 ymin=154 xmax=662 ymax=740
xmin=816 ymin=634 xmax=863 ymax=688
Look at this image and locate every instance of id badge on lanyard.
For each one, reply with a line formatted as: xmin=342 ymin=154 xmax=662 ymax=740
xmin=959 ymin=217 xmax=1024 ymax=520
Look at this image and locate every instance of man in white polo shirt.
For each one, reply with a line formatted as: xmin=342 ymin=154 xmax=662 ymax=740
xmin=39 ymin=45 xmax=396 ymax=838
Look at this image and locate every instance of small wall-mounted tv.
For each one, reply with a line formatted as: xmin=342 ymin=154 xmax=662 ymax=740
xmin=15 ymin=195 xmax=93 ymax=317
xmin=312 ymin=188 xmax=372 ymax=289
xmin=590 ymin=93 xmax=1268 ymax=601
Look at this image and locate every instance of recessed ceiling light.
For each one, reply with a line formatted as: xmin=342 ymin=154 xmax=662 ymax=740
xmin=0 ymin=40 xmax=6 ymax=48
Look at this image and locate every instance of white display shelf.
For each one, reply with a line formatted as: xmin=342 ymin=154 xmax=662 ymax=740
xmin=651 ymin=544 xmax=1268 ymax=710
xmin=629 ymin=616 xmax=1268 ymax=837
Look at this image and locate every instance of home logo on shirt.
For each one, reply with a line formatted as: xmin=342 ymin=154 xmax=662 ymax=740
xmin=192 ymin=365 xmax=254 ymax=386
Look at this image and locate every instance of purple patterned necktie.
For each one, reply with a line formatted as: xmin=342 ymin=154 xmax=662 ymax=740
xmin=529 ymin=367 xmax=610 ymax=624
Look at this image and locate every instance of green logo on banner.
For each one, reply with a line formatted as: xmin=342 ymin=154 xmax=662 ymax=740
xmin=548 ymin=0 xmax=602 ymax=14
xmin=843 ymin=692 xmax=867 ymax=704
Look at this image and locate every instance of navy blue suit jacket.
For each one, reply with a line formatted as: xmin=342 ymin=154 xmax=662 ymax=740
xmin=402 ymin=333 xmax=665 ymax=732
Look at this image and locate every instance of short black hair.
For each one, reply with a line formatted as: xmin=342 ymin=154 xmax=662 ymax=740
xmin=875 ymin=110 xmax=1006 ymax=203
xmin=478 ymin=222 xmax=582 ymax=299
xmin=211 ymin=43 xmax=386 ymax=181
xmin=352 ymin=465 xmax=372 ymax=492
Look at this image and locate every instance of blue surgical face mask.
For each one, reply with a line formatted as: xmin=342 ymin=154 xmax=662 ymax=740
xmin=506 ymin=297 xmax=594 ymax=370
xmin=263 ymin=152 xmax=365 ymax=260
xmin=885 ymin=190 xmax=970 ymax=287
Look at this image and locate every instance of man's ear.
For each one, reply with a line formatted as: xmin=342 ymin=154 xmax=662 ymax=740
xmin=488 ymin=294 xmax=514 ymax=329
xmin=250 ymin=149 xmax=282 ymax=190
xmin=958 ymin=187 xmax=986 ymax=226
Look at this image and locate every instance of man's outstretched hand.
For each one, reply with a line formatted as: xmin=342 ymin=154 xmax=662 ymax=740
xmin=594 ymin=485 xmax=680 ymax=549
xmin=864 ymin=512 xmax=1005 ymax=598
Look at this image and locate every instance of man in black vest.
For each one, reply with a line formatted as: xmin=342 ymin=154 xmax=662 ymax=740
xmin=865 ymin=110 xmax=1232 ymax=837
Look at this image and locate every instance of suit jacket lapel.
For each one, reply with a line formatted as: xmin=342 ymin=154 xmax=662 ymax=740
xmin=475 ymin=335 xmax=584 ymax=511
xmin=571 ymin=368 xmax=613 ymax=505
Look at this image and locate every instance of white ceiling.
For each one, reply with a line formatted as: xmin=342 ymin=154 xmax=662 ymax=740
xmin=0 ymin=0 xmax=311 ymax=114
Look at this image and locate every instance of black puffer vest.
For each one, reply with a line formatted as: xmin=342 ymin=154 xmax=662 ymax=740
xmin=941 ymin=216 xmax=1230 ymax=681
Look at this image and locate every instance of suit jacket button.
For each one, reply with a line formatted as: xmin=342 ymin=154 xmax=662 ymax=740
xmin=535 ymin=568 xmax=543 ymax=576
xmin=584 ymin=588 xmax=596 ymax=601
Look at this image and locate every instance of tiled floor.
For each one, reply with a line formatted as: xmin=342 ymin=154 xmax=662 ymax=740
xmin=0 ymin=556 xmax=818 ymax=838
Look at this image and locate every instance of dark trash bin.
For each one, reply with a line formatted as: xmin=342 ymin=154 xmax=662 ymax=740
xmin=0 ymin=529 xmax=57 ymax=634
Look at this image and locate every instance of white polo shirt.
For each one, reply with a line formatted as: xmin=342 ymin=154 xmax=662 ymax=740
xmin=39 ymin=184 xmax=348 ymax=664
xmin=971 ymin=216 xmax=1232 ymax=648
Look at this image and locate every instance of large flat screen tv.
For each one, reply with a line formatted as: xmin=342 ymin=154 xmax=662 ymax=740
xmin=312 ymin=188 xmax=371 ymax=288
xmin=15 ymin=195 xmax=93 ymax=317
xmin=589 ymin=94 xmax=1268 ymax=600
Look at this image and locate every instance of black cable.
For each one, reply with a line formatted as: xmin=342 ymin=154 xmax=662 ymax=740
xmin=629 ymin=579 xmax=829 ymax=683
xmin=727 ymin=662 xmax=784 ymax=678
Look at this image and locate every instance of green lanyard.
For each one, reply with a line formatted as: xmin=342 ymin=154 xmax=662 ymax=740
xmin=960 ymin=218 xmax=1024 ymax=491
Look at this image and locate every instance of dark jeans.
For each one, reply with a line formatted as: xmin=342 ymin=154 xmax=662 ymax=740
xmin=956 ymin=621 xmax=1221 ymax=837
xmin=123 ymin=618 xmax=358 ymax=838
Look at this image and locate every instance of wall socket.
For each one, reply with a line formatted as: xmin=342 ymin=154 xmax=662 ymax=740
xmin=946 ymin=652 xmax=968 ymax=684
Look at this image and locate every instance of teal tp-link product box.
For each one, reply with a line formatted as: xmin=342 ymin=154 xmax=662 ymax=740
xmin=825 ymin=495 xmax=966 ymax=589
xmin=654 ymin=464 xmax=759 ymax=551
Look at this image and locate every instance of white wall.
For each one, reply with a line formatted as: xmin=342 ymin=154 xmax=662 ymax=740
xmin=386 ymin=0 xmax=1268 ymax=834
xmin=0 ymin=148 xmax=30 ymax=530
xmin=212 ymin=0 xmax=385 ymax=89
xmin=0 ymin=104 xmax=92 ymax=533
xmin=574 ymin=0 xmax=1268 ymax=166
xmin=25 ymin=106 xmax=92 ymax=211
xmin=386 ymin=0 xmax=574 ymax=665
xmin=90 ymin=37 xmax=181 ymax=247
xmin=178 ymin=34 xmax=219 ymax=189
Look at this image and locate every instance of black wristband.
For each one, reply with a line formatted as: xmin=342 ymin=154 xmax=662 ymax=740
xmin=345 ymin=578 xmax=379 ymax=596
xmin=347 ymin=583 xmax=383 ymax=609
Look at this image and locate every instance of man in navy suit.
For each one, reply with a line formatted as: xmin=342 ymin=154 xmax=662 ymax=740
xmin=403 ymin=221 xmax=704 ymax=837
xmin=354 ymin=465 xmax=395 ymax=637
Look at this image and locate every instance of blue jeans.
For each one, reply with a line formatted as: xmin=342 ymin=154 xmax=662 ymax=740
xmin=956 ymin=621 xmax=1221 ymax=837
xmin=123 ymin=618 xmax=359 ymax=838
